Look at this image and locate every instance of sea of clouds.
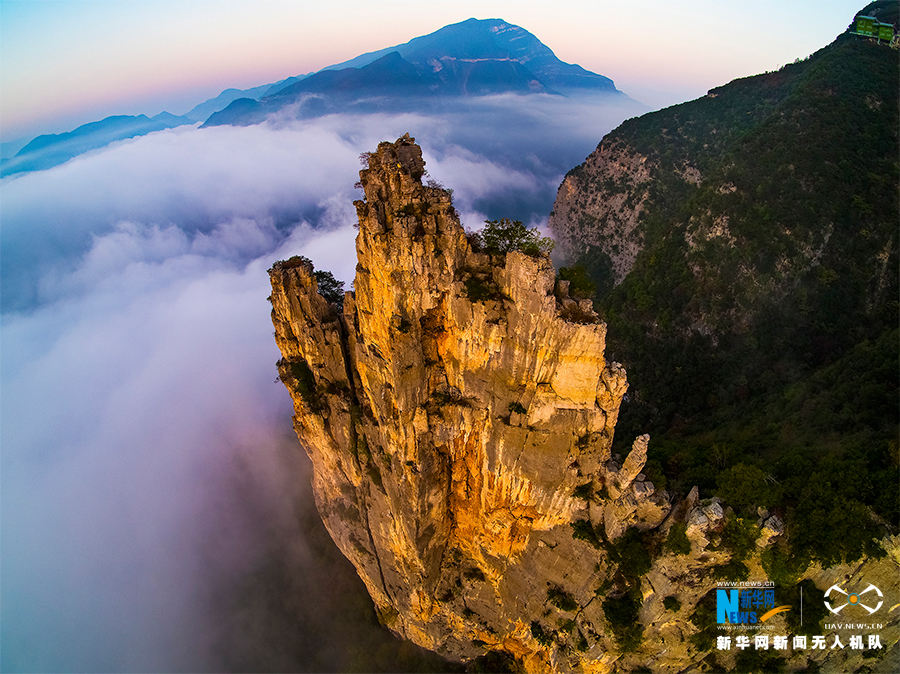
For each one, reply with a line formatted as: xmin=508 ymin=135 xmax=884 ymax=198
xmin=0 ymin=94 xmax=643 ymax=671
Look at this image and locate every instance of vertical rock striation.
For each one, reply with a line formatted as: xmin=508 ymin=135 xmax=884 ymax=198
xmin=268 ymin=135 xmax=899 ymax=673
xmin=269 ymin=134 xmax=665 ymax=669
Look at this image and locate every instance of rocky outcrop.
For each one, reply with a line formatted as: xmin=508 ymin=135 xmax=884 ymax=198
xmin=548 ymin=139 xmax=657 ymax=284
xmin=268 ymin=135 xmax=898 ymax=672
xmin=270 ymin=134 xmax=672 ymax=670
xmin=602 ymin=435 xmax=671 ymax=540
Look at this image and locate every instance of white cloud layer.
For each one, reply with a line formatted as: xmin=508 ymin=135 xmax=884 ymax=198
xmin=0 ymin=98 xmax=638 ymax=670
xmin=2 ymin=218 xmax=311 ymax=669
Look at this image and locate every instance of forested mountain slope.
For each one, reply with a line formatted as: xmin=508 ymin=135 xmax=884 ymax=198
xmin=550 ymin=11 xmax=898 ymax=570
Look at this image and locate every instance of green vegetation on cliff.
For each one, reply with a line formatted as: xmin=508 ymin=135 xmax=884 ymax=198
xmin=468 ymin=218 xmax=555 ymax=257
xmin=560 ymin=26 xmax=898 ymax=570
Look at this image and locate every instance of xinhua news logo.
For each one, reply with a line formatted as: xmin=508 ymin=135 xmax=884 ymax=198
xmin=717 ymin=589 xmax=791 ymax=625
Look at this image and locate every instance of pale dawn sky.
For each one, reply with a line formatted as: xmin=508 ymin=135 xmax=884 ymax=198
xmin=0 ymin=0 xmax=865 ymax=140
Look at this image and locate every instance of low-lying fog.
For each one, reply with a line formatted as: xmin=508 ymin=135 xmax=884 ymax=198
xmin=0 ymin=93 xmax=644 ymax=672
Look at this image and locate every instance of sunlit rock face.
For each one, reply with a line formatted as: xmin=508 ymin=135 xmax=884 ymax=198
xmin=271 ymin=136 xmax=884 ymax=673
xmin=269 ymin=136 xmax=899 ymax=673
xmin=269 ymin=134 xmax=665 ymax=670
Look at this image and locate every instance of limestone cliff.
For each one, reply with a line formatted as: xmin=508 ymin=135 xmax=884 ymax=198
xmin=549 ymin=34 xmax=898 ymax=339
xmin=549 ymin=139 xmax=657 ymax=286
xmin=269 ymin=135 xmax=899 ymax=673
xmin=269 ymin=134 xmax=667 ymax=668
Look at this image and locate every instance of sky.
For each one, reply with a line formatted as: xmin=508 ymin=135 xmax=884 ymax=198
xmin=0 ymin=0 xmax=865 ymax=140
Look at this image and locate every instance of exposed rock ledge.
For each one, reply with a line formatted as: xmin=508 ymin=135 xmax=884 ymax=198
xmin=548 ymin=139 xmax=656 ymax=285
xmin=268 ymin=136 xmax=897 ymax=672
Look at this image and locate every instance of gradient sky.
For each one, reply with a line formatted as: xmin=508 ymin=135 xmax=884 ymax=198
xmin=0 ymin=1 xmax=866 ymax=141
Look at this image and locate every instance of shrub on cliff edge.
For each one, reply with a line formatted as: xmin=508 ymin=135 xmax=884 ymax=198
xmin=480 ymin=218 xmax=554 ymax=257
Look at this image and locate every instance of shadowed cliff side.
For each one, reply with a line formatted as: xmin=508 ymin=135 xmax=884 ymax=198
xmin=547 ymin=14 xmax=898 ymax=580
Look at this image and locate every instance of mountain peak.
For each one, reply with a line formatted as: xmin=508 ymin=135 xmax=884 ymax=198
xmin=322 ymin=17 xmax=617 ymax=95
xmin=202 ymin=18 xmax=622 ymax=127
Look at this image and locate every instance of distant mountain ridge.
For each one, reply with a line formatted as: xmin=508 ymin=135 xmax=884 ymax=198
xmin=322 ymin=18 xmax=617 ymax=93
xmin=202 ymin=18 xmax=624 ymax=127
xmin=0 ymin=112 xmax=193 ymax=177
xmin=182 ymin=74 xmax=311 ymax=121
xmin=5 ymin=17 xmax=625 ymax=176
